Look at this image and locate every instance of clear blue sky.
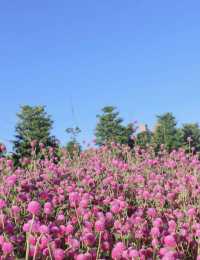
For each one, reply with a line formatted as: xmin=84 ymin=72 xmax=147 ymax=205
xmin=1 ymin=1 xmax=200 ymax=150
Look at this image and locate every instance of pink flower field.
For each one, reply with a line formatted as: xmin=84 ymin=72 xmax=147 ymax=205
xmin=0 ymin=144 xmax=200 ymax=259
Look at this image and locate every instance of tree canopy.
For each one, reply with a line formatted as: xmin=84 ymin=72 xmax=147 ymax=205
xmin=95 ymin=106 xmax=134 ymax=146
xmin=13 ymin=105 xmax=57 ymax=159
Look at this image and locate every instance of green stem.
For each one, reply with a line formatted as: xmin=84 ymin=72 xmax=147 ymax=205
xmin=96 ymin=232 xmax=102 ymax=260
xmin=25 ymin=214 xmax=35 ymax=260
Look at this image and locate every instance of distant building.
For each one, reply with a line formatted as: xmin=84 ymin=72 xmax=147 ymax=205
xmin=139 ymin=124 xmax=148 ymax=133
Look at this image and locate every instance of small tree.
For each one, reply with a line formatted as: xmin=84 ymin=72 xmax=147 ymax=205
xmin=13 ymin=105 xmax=57 ymax=159
xmin=66 ymin=126 xmax=81 ymax=156
xmin=152 ymin=112 xmax=180 ymax=151
xmin=95 ymin=106 xmax=134 ymax=146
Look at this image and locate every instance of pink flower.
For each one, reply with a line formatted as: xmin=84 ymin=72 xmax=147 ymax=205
xmin=2 ymin=242 xmax=13 ymax=255
xmin=196 ymin=229 xmax=200 ymax=237
xmin=0 ymin=235 xmax=5 ymax=245
xmin=168 ymin=220 xmax=176 ymax=233
xmin=83 ymin=232 xmax=96 ymax=247
xmin=76 ymin=253 xmax=92 ymax=260
xmin=6 ymin=160 xmax=13 ymax=168
xmin=0 ymin=144 xmax=6 ymax=153
xmin=23 ymin=223 xmax=30 ymax=232
xmin=53 ymin=248 xmax=65 ymax=260
xmin=44 ymin=202 xmax=52 ymax=215
xmin=65 ymin=224 xmax=74 ymax=234
xmin=11 ymin=205 xmax=20 ymax=215
xmin=68 ymin=238 xmax=80 ymax=251
xmin=111 ymin=242 xmax=125 ymax=259
xmin=7 ymin=174 xmax=17 ymax=187
xmin=164 ymin=235 xmax=176 ymax=248
xmin=153 ymin=218 xmax=163 ymax=228
xmin=29 ymin=235 xmax=36 ymax=245
xmin=187 ymin=208 xmax=196 ymax=217
xmin=147 ymin=208 xmax=157 ymax=218
xmin=111 ymin=201 xmax=121 ymax=214
xmin=151 ymin=227 xmax=160 ymax=237
xmin=129 ymin=249 xmax=139 ymax=258
xmin=0 ymin=199 xmax=6 ymax=209
xmin=39 ymin=225 xmax=49 ymax=234
xmin=57 ymin=214 xmax=65 ymax=222
xmin=27 ymin=201 xmax=41 ymax=215
xmin=69 ymin=192 xmax=80 ymax=207
xmin=95 ymin=219 xmax=105 ymax=232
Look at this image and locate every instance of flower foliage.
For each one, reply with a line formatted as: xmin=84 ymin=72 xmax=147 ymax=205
xmin=0 ymin=143 xmax=200 ymax=259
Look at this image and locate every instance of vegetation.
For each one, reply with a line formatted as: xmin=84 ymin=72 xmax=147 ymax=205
xmin=95 ymin=106 xmax=134 ymax=146
xmin=66 ymin=126 xmax=81 ymax=157
xmin=0 ymin=143 xmax=200 ymax=258
xmin=13 ymin=105 xmax=57 ymax=161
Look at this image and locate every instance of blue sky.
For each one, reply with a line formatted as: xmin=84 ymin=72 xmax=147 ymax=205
xmin=0 ymin=0 xmax=200 ymax=150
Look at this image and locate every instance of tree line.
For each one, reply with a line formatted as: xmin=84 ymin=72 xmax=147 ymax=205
xmin=1 ymin=105 xmax=200 ymax=162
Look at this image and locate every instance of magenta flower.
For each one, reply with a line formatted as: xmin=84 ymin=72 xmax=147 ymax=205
xmin=0 ymin=199 xmax=6 ymax=209
xmin=39 ymin=225 xmax=49 ymax=234
xmin=27 ymin=201 xmax=41 ymax=215
xmin=111 ymin=242 xmax=126 ymax=259
xmin=164 ymin=235 xmax=176 ymax=248
xmin=44 ymin=202 xmax=52 ymax=215
xmin=11 ymin=205 xmax=20 ymax=215
xmin=53 ymin=248 xmax=65 ymax=260
xmin=2 ymin=242 xmax=13 ymax=255
xmin=95 ymin=219 xmax=105 ymax=232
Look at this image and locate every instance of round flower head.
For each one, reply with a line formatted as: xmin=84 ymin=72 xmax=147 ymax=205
xmin=39 ymin=225 xmax=49 ymax=234
xmin=187 ymin=207 xmax=196 ymax=217
xmin=129 ymin=249 xmax=139 ymax=258
xmin=164 ymin=235 xmax=176 ymax=248
xmin=0 ymin=199 xmax=6 ymax=209
xmin=83 ymin=232 xmax=96 ymax=247
xmin=65 ymin=223 xmax=74 ymax=234
xmin=151 ymin=227 xmax=160 ymax=237
xmin=76 ymin=253 xmax=91 ymax=260
xmin=2 ymin=242 xmax=13 ymax=255
xmin=111 ymin=242 xmax=125 ymax=259
xmin=44 ymin=202 xmax=52 ymax=215
xmin=11 ymin=205 xmax=20 ymax=215
xmin=27 ymin=201 xmax=41 ymax=215
xmin=54 ymin=248 xmax=65 ymax=260
xmin=147 ymin=207 xmax=157 ymax=218
xmin=95 ymin=219 xmax=105 ymax=232
xmin=111 ymin=201 xmax=121 ymax=214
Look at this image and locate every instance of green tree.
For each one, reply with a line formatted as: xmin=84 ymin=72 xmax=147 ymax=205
xmin=13 ymin=105 xmax=57 ymax=159
xmin=95 ymin=106 xmax=134 ymax=146
xmin=66 ymin=126 xmax=81 ymax=156
xmin=152 ymin=112 xmax=180 ymax=151
xmin=180 ymin=123 xmax=200 ymax=152
xmin=136 ymin=124 xmax=152 ymax=148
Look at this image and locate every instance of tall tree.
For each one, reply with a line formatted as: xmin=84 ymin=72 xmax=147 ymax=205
xmin=95 ymin=106 xmax=134 ymax=146
xmin=180 ymin=123 xmax=200 ymax=152
xmin=13 ymin=105 xmax=57 ymax=158
xmin=152 ymin=112 xmax=180 ymax=151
